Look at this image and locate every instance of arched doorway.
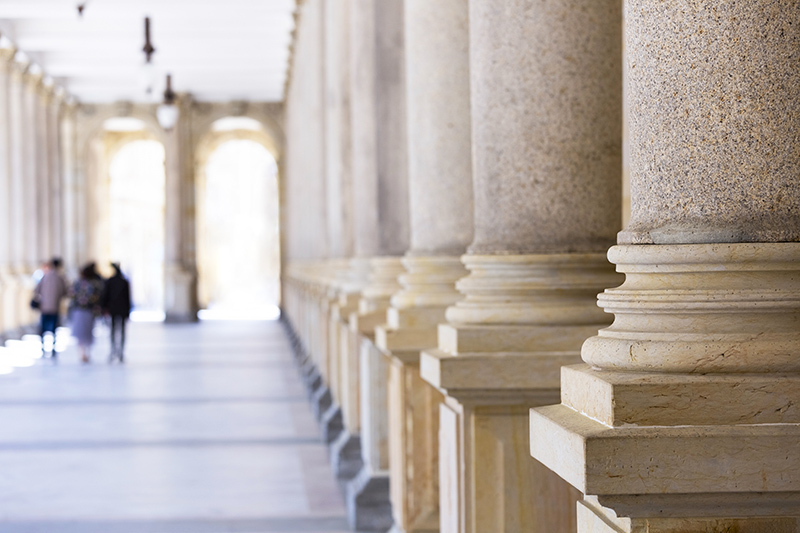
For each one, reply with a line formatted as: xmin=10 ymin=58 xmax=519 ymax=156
xmin=196 ymin=118 xmax=281 ymax=320
xmin=83 ymin=116 xmax=167 ymax=321
xmin=108 ymin=139 xmax=166 ymax=317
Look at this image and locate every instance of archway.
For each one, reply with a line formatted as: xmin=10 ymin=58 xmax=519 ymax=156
xmin=196 ymin=117 xmax=281 ymax=320
xmin=82 ymin=116 xmax=167 ymax=321
xmin=108 ymin=139 xmax=166 ymax=317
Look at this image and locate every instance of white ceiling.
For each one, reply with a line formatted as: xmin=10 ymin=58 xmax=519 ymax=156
xmin=0 ymin=0 xmax=296 ymax=103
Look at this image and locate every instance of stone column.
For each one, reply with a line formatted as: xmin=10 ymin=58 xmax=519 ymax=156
xmin=530 ymin=1 xmax=800 ymax=530
xmin=164 ymin=95 xmax=198 ymax=323
xmin=22 ymin=67 xmax=42 ymax=274
xmin=0 ymin=45 xmax=16 ymax=335
xmin=6 ymin=56 xmax=28 ymax=331
xmin=283 ymin=0 xmax=328 ymax=266
xmin=343 ymin=0 xmax=410 ymax=529
xmin=282 ymin=0 xmax=332 ymax=424
xmin=48 ymin=89 xmax=64 ymax=259
xmin=373 ymin=0 xmax=474 ymax=531
xmin=317 ymin=0 xmax=367 ymax=478
xmin=59 ymin=101 xmax=81 ymax=276
xmin=10 ymin=61 xmax=40 ymax=328
xmin=282 ymin=0 xmax=333 ymax=446
xmin=36 ymin=81 xmax=53 ymax=262
xmin=420 ymin=1 xmax=623 ymax=531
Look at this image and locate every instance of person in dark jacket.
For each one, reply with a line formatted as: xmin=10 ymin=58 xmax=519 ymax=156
xmin=101 ymin=263 xmax=131 ymax=363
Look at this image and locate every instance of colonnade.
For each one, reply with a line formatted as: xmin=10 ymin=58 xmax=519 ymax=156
xmin=1 ymin=30 xmax=288 ymax=334
xmin=281 ymin=0 xmax=799 ymax=532
xmin=0 ymin=40 xmax=80 ymax=337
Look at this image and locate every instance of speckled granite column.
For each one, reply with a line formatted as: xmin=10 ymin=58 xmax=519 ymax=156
xmin=419 ymin=1 xmax=623 ymax=531
xmin=530 ymin=2 xmax=800 ymax=530
xmin=372 ymin=1 xmax=473 ymax=532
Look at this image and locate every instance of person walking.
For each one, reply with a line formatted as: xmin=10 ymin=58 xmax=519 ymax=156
xmin=101 ymin=263 xmax=131 ymax=363
xmin=69 ymin=262 xmax=105 ymax=364
xmin=33 ymin=258 xmax=68 ymax=358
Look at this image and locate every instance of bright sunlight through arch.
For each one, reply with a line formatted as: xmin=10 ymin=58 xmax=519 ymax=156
xmin=108 ymin=140 xmax=166 ymax=317
xmin=198 ymin=139 xmax=280 ymax=320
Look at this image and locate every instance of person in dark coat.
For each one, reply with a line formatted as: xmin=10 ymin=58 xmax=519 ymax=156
xmin=101 ymin=263 xmax=132 ymax=363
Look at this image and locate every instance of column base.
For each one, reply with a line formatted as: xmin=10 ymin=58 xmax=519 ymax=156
xmin=345 ymin=467 xmax=393 ymax=532
xmin=530 ymin=243 xmax=800 ymax=528
xmin=423 ymin=347 xmax=580 ymax=533
xmin=0 ymin=271 xmax=21 ymax=334
xmin=163 ymin=313 xmax=198 ymax=323
xmin=386 ymin=354 xmax=442 ymax=533
xmin=320 ymin=403 xmax=344 ymax=445
xmin=164 ymin=266 xmax=198 ymax=323
xmin=305 ymin=365 xmax=324 ymax=396
xmin=577 ymin=496 xmax=799 ymax=533
xmin=421 ymin=252 xmax=620 ymax=532
xmin=330 ymin=430 xmax=364 ymax=483
xmin=531 ymin=400 xmax=800 ymax=508
xmin=311 ymin=383 xmax=333 ymax=421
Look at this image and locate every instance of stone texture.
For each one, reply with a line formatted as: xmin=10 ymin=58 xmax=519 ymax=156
xmin=374 ymin=0 xmax=410 ymax=256
xmin=22 ymin=69 xmax=41 ymax=271
xmin=349 ymin=0 xmax=380 ymax=258
xmin=582 ymin=243 xmax=800 ymax=373
xmin=468 ymin=0 xmax=622 ymax=255
xmin=418 ymin=2 xmax=623 ymax=531
xmin=323 ymin=0 xmax=354 ymax=259
xmin=405 ymin=0 xmax=472 ymax=256
xmin=8 ymin=59 xmax=26 ymax=277
xmin=530 ymin=4 xmax=800 ymax=528
xmin=0 ymin=47 xmax=16 ymax=334
xmin=284 ymin=0 xmax=328 ymax=262
xmin=576 ymin=497 xmax=799 ymax=533
xmin=387 ymin=356 xmax=441 ymax=533
xmin=351 ymin=0 xmax=410 ymax=258
xmin=621 ymin=0 xmax=800 ymax=246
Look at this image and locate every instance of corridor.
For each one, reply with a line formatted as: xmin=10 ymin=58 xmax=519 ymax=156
xmin=0 ymin=320 xmax=349 ymax=533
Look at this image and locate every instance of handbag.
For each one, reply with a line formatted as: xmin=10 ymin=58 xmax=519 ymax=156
xmin=30 ymin=297 xmax=40 ymax=310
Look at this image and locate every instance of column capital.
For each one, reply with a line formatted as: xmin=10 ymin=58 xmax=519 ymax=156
xmin=0 ymin=45 xmax=17 ymax=65
xmin=51 ymin=85 xmax=68 ymax=108
xmin=22 ymin=64 xmax=44 ymax=89
xmin=38 ymin=77 xmax=56 ymax=103
xmin=9 ymin=55 xmax=29 ymax=81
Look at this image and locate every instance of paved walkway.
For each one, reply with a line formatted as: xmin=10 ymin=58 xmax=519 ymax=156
xmin=0 ymin=320 xmax=349 ymax=533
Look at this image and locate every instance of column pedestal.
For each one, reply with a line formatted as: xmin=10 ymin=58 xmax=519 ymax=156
xmin=0 ymin=268 xmax=20 ymax=337
xmin=421 ymin=253 xmax=620 ymax=532
xmin=375 ymin=256 xmax=467 ymax=533
xmin=16 ymin=269 xmax=35 ymax=331
xmin=346 ymin=257 xmax=404 ymax=532
xmin=164 ymin=266 xmax=197 ymax=323
xmin=327 ymin=258 xmax=370 ymax=481
xmin=530 ymin=243 xmax=800 ymax=531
